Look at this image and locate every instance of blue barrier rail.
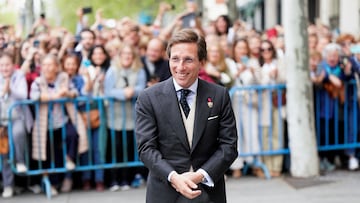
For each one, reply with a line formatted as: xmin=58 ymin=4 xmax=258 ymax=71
xmin=6 ymin=96 xmax=142 ymax=198
xmin=315 ymin=81 xmax=360 ymax=151
xmin=229 ymin=84 xmax=288 ymax=179
xmin=3 ymin=82 xmax=360 ymax=197
xmin=229 ymin=82 xmax=360 ymax=179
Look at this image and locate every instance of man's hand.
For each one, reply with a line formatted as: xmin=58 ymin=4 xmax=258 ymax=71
xmin=170 ymin=172 xmax=202 ymax=199
xmin=182 ymin=171 xmax=204 ymax=185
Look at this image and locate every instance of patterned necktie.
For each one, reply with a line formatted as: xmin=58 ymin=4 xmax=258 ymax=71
xmin=180 ymin=89 xmax=191 ymax=118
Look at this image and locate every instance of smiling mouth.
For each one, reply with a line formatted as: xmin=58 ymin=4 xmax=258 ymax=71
xmin=177 ymin=72 xmax=188 ymax=77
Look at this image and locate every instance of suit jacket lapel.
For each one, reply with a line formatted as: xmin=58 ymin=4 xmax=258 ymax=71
xmin=157 ymin=78 xmax=191 ymax=151
xmin=192 ymin=80 xmax=212 ymax=152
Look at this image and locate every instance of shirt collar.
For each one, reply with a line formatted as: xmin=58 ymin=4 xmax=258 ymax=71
xmin=173 ymin=78 xmax=198 ymax=94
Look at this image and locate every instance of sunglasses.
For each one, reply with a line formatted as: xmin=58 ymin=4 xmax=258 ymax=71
xmin=260 ymin=47 xmax=272 ymax=52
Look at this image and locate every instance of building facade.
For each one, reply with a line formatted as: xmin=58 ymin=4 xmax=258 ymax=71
xmin=235 ymin=0 xmax=360 ymax=36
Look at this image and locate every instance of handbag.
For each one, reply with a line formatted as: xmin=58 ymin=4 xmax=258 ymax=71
xmin=80 ymin=109 xmax=100 ymax=129
xmin=323 ymin=82 xmax=345 ymax=104
xmin=0 ymin=126 xmax=9 ymax=154
xmin=272 ymin=90 xmax=286 ymax=107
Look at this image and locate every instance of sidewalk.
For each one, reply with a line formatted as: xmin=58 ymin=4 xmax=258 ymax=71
xmin=2 ymin=170 xmax=360 ymax=203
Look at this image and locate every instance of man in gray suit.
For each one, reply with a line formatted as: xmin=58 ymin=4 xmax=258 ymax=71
xmin=135 ymin=29 xmax=238 ymax=203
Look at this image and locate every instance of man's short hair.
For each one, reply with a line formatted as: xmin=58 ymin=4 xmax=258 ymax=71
xmin=166 ymin=29 xmax=207 ymax=61
xmin=80 ymin=28 xmax=96 ymax=40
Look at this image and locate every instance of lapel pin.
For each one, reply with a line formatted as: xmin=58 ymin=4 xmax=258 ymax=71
xmin=207 ymin=97 xmax=213 ymax=108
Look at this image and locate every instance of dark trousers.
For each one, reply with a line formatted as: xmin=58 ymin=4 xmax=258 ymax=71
xmin=43 ymin=122 xmax=78 ymax=185
xmin=107 ymin=129 xmax=136 ymax=185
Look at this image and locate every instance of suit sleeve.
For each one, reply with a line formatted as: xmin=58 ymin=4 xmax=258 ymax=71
xmin=200 ymin=88 xmax=238 ymax=183
xmin=135 ymin=90 xmax=175 ymax=183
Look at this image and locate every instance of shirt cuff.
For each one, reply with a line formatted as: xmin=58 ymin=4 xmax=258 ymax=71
xmin=197 ymin=168 xmax=214 ymax=187
xmin=167 ymin=170 xmax=177 ymax=182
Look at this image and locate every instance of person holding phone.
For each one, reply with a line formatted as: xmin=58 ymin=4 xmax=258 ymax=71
xmin=74 ymin=28 xmax=96 ymax=68
xmin=31 ymin=13 xmax=50 ymax=35
xmin=79 ymin=45 xmax=110 ymax=192
xmin=20 ymin=39 xmax=42 ymax=96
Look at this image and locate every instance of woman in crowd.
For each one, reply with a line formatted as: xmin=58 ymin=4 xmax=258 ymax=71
xmin=230 ymin=38 xmax=262 ymax=178
xmin=59 ymin=53 xmax=91 ymax=193
xmin=0 ymin=53 xmax=33 ymax=198
xmin=317 ymin=43 xmax=356 ymax=171
xmin=257 ymin=40 xmax=285 ymax=178
xmin=104 ymin=43 xmax=146 ymax=191
xmin=30 ymin=54 xmax=88 ymax=195
xmin=79 ymin=44 xmax=110 ymax=192
xmin=204 ymin=40 xmax=237 ymax=89
xmin=214 ymin=15 xmax=232 ymax=38
xmin=62 ymin=54 xmax=90 ymax=96
xmin=336 ymin=33 xmax=356 ymax=58
xmin=20 ymin=39 xmax=43 ymax=96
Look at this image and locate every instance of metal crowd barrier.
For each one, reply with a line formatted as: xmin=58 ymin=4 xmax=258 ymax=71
xmin=315 ymin=81 xmax=360 ymax=152
xmin=229 ymin=82 xmax=360 ymax=179
xmin=230 ymin=84 xmax=288 ymax=179
xmin=7 ymin=96 xmax=142 ymax=199
xmin=4 ymin=82 xmax=360 ymax=196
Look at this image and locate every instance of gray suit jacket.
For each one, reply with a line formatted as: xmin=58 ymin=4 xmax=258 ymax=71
xmin=136 ymin=78 xmax=238 ymax=203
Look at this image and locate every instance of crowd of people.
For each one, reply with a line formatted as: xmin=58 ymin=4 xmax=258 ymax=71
xmin=0 ymin=0 xmax=360 ymax=199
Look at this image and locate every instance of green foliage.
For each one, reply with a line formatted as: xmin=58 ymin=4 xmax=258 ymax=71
xmin=54 ymin=0 xmax=184 ymax=33
xmin=0 ymin=10 xmax=16 ymax=25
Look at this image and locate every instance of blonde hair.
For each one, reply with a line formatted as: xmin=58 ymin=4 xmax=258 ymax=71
xmin=207 ymin=42 xmax=228 ymax=73
xmin=117 ymin=43 xmax=142 ymax=71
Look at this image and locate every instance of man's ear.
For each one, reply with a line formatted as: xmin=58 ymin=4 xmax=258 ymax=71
xmin=199 ymin=59 xmax=206 ymax=68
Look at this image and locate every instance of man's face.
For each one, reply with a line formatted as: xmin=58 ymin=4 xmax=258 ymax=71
xmin=146 ymin=40 xmax=164 ymax=62
xmin=169 ymin=43 xmax=203 ymax=88
xmin=81 ymin=31 xmax=95 ymax=51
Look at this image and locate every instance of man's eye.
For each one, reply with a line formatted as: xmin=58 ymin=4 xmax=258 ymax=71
xmin=171 ymin=57 xmax=179 ymax=62
xmin=184 ymin=58 xmax=194 ymax=64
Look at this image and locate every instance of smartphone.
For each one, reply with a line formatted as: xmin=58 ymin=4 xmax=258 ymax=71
xmin=33 ymin=40 xmax=40 ymax=48
xmin=82 ymin=7 xmax=93 ymax=14
xmin=181 ymin=12 xmax=196 ymax=28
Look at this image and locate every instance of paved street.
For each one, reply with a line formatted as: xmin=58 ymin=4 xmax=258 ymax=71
xmin=2 ymin=170 xmax=360 ymax=203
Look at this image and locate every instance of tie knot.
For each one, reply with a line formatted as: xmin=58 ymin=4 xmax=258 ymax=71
xmin=180 ymin=89 xmax=191 ymax=98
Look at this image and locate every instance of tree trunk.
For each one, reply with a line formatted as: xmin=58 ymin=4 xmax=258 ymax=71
xmin=24 ymin=0 xmax=35 ymax=36
xmin=283 ymin=0 xmax=319 ymax=177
